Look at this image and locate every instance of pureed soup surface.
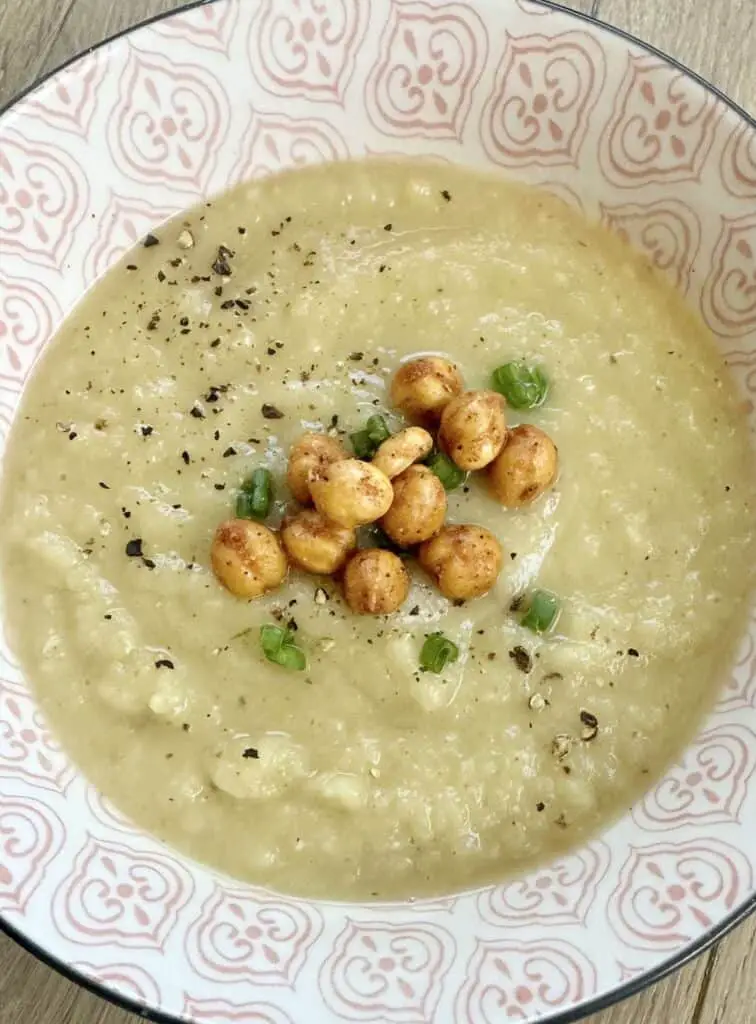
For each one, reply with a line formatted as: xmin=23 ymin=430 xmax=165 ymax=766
xmin=2 ymin=160 xmax=754 ymax=900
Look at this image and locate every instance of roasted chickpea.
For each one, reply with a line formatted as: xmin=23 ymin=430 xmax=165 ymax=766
xmin=438 ymin=390 xmax=507 ymax=471
xmin=381 ymin=465 xmax=446 ymax=547
xmin=372 ymin=426 xmax=434 ymax=479
xmin=488 ymin=424 xmax=558 ymax=508
xmin=211 ymin=519 xmax=287 ymax=599
xmin=343 ymin=549 xmax=410 ymax=615
xmin=418 ymin=524 xmax=502 ymax=601
xmin=390 ymin=356 xmax=463 ymax=424
xmin=287 ymin=432 xmax=347 ymax=505
xmin=310 ymin=458 xmax=393 ymax=529
xmin=281 ymin=509 xmax=356 ymax=575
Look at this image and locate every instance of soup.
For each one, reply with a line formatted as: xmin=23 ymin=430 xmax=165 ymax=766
xmin=1 ymin=160 xmax=753 ymax=899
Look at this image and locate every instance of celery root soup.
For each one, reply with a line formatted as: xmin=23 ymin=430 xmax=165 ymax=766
xmin=1 ymin=159 xmax=753 ymax=900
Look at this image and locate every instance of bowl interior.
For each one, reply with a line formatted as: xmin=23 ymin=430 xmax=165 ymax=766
xmin=1 ymin=1 xmax=756 ymax=1021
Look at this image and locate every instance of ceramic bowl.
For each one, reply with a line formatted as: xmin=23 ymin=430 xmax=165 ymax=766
xmin=1 ymin=1 xmax=756 ymax=1021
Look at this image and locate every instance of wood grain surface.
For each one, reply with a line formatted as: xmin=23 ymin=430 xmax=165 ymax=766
xmin=0 ymin=1 xmax=754 ymax=1023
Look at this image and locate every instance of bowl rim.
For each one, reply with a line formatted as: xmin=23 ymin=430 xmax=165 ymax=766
xmin=1 ymin=1 xmax=755 ymax=1022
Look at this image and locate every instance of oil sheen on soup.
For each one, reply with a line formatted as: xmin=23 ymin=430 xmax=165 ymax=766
xmin=1 ymin=160 xmax=754 ymax=900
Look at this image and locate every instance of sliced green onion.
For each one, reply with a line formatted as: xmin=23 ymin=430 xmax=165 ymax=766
xmin=491 ymin=362 xmax=549 ymax=409
xmin=425 ymin=451 xmax=466 ymax=491
xmin=350 ymin=414 xmax=391 ymax=458
xmin=420 ymin=632 xmax=460 ymax=673
xmin=236 ymin=467 xmax=272 ymax=519
xmin=521 ymin=589 xmax=560 ymax=634
xmin=259 ymin=624 xmax=307 ymax=671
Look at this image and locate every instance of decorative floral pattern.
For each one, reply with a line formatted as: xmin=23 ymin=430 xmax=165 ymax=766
xmin=320 ymin=920 xmax=454 ymax=1021
xmin=600 ymin=55 xmax=721 ymax=186
xmin=365 ymin=1 xmax=487 ymax=140
xmin=52 ymin=837 xmax=193 ymax=948
xmin=481 ymin=31 xmax=605 ymax=167
xmin=457 ymin=939 xmax=597 ymax=1022
xmin=479 ymin=842 xmax=611 ymax=927
xmin=600 ymin=198 xmax=701 ymax=292
xmin=1 ymin=2 xmax=756 ymax=1023
xmin=186 ymin=885 xmax=323 ymax=985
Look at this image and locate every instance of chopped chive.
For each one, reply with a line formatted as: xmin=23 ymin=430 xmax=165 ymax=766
xmin=236 ymin=467 xmax=272 ymax=519
xmin=425 ymin=451 xmax=466 ymax=491
xmin=420 ymin=632 xmax=460 ymax=673
xmin=259 ymin=624 xmax=307 ymax=671
xmin=491 ymin=362 xmax=549 ymax=409
xmin=521 ymin=589 xmax=560 ymax=634
xmin=350 ymin=414 xmax=391 ymax=458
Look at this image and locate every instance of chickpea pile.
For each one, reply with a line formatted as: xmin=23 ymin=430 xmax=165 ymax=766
xmin=211 ymin=355 xmax=558 ymax=615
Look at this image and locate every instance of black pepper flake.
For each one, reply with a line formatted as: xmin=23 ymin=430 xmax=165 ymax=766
xmin=580 ymin=710 xmax=599 ymax=741
xmin=68 ymin=431 xmax=77 ymax=441
xmin=179 ymin=316 xmax=190 ymax=327
xmin=210 ymin=338 xmax=221 ymax=348
xmin=126 ymin=263 xmax=138 ymax=271
xmin=409 ymin=605 xmax=420 ymax=616
xmin=509 ymin=594 xmax=525 ymax=612
xmin=349 ymin=352 xmax=364 ymax=361
xmin=140 ymin=425 xmax=153 ymax=437
xmin=222 ymin=447 xmax=236 ymax=458
xmin=143 ymin=233 xmax=160 ymax=248
xmin=142 ymin=557 xmax=156 ymax=569
xmin=189 ymin=405 xmax=205 ymax=419
xmin=125 ymin=539 xmax=144 ymax=558
xmin=235 ymin=299 xmax=250 ymax=310
xmin=237 ymin=226 xmax=247 ymax=235
xmin=262 ymin=404 xmax=284 ymax=419
xmin=214 ymin=483 xmax=226 ymax=490
xmin=220 ymin=299 xmax=236 ymax=310
xmin=157 ymin=270 xmax=166 ymax=282
xmin=242 ymin=747 xmax=259 ymax=759
xmin=98 ymin=481 xmax=110 ymax=490
xmin=169 ymin=257 xmax=182 ymax=268
xmin=146 ymin=312 xmax=160 ymax=331
xmin=627 ymin=648 xmax=640 ymax=658
xmin=509 ymin=646 xmax=532 ymax=673
xmin=155 ymin=658 xmax=174 ymax=669
xmin=536 ymin=801 xmax=545 ymax=812
xmin=181 ymin=450 xmax=191 ymax=465
xmin=384 ymin=223 xmax=393 ymax=231
xmin=182 ymin=723 xmax=191 ymax=732
xmin=440 ymin=189 xmax=452 ymax=202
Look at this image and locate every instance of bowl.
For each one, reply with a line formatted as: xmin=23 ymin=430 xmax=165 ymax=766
xmin=1 ymin=1 xmax=756 ymax=1021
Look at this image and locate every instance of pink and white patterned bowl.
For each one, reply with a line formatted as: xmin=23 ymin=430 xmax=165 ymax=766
xmin=1 ymin=1 xmax=756 ymax=1021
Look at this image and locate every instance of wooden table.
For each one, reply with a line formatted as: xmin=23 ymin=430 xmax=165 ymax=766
xmin=1 ymin=1 xmax=754 ymax=1021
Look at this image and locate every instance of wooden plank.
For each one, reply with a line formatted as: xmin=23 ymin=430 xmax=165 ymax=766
xmin=0 ymin=0 xmax=75 ymax=107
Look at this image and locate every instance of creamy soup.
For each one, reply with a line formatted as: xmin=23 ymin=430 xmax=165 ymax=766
xmin=1 ymin=160 xmax=754 ymax=900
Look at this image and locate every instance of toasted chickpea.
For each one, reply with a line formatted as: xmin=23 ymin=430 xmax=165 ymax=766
xmin=287 ymin=432 xmax=347 ymax=505
xmin=381 ymin=465 xmax=446 ymax=547
xmin=310 ymin=458 xmax=393 ymax=529
xmin=372 ymin=426 xmax=434 ymax=479
xmin=438 ymin=390 xmax=507 ymax=471
xmin=281 ymin=509 xmax=356 ymax=575
xmin=343 ymin=549 xmax=410 ymax=615
xmin=390 ymin=356 xmax=464 ymax=424
xmin=488 ymin=424 xmax=558 ymax=508
xmin=418 ymin=524 xmax=502 ymax=600
xmin=211 ymin=519 xmax=287 ymax=599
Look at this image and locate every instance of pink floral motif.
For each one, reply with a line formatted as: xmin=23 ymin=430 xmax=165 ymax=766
xmin=24 ymin=52 xmax=108 ymax=137
xmin=721 ymin=349 xmax=756 ymax=433
xmin=109 ymin=43 xmax=231 ymax=194
xmin=0 ymin=272 xmax=62 ymax=385
xmin=609 ymin=841 xmax=753 ymax=950
xmin=600 ymin=198 xmax=701 ymax=292
xmin=365 ymin=0 xmax=487 ymax=139
xmin=320 ymin=920 xmax=455 ymax=1021
xmin=479 ymin=842 xmax=611 ymax=927
xmin=72 ymin=962 xmax=163 ymax=1006
xmin=0 ymin=132 xmax=89 ymax=268
xmin=0 ymin=797 xmax=64 ymax=914
xmin=634 ymin=724 xmax=756 ymax=828
xmin=249 ymin=0 xmax=368 ymax=104
xmin=600 ymin=55 xmax=721 ymax=186
xmin=481 ymin=31 xmax=605 ymax=167
xmin=153 ymin=1 xmax=242 ymax=53
xmin=228 ymin=110 xmax=349 ymax=186
xmin=721 ymin=122 xmax=756 ymax=198
xmin=81 ymin=193 xmax=183 ymax=286
xmin=0 ymin=685 xmax=75 ymax=792
xmin=182 ymin=997 xmax=294 ymax=1023
xmin=185 ymin=884 xmax=323 ymax=986
xmin=52 ymin=836 xmax=193 ymax=948
xmin=457 ymin=939 xmax=597 ymax=1022
xmin=701 ymin=213 xmax=756 ymax=339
